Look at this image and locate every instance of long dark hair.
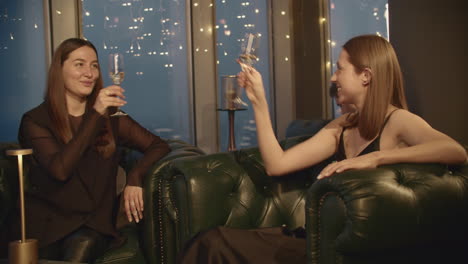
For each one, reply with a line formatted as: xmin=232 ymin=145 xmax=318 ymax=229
xmin=45 ymin=38 xmax=115 ymax=157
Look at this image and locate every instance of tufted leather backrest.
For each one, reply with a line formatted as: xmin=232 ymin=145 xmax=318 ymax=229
xmin=165 ymin=135 xmax=330 ymax=245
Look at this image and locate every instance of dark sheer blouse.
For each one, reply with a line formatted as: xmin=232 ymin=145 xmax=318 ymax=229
xmin=15 ymin=102 xmax=170 ymax=247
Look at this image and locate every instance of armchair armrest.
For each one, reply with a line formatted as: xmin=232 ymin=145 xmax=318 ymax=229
xmin=140 ymin=139 xmax=205 ymax=264
xmin=306 ymin=163 xmax=468 ymax=263
xmin=148 ymin=151 xmax=265 ymax=264
xmin=94 ymin=225 xmax=146 ymax=264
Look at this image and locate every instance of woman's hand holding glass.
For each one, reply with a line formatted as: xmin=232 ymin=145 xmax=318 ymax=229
xmin=93 ymin=85 xmax=127 ymax=115
xmin=237 ymin=64 xmax=266 ymax=107
xmin=124 ymin=186 xmax=144 ymax=223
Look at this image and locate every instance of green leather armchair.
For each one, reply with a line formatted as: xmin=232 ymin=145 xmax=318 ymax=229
xmin=306 ymin=162 xmax=468 ymax=264
xmin=0 ymin=139 xmax=204 ymax=264
xmin=0 ymin=141 xmax=147 ymax=263
xmin=144 ymin=135 xmax=468 ymax=264
xmin=143 ymin=135 xmax=326 ymax=264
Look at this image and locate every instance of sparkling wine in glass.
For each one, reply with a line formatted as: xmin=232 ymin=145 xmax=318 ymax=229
xmin=239 ymin=33 xmax=260 ymax=67
xmin=236 ymin=33 xmax=260 ymax=107
xmin=108 ymin=53 xmax=127 ymax=116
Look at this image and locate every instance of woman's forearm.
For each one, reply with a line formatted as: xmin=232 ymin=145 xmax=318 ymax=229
xmin=377 ymin=140 xmax=467 ymax=166
xmin=251 ymin=99 xmax=286 ymax=176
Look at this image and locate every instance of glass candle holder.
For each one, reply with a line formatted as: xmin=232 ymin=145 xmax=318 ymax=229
xmin=219 ymin=75 xmax=246 ymax=110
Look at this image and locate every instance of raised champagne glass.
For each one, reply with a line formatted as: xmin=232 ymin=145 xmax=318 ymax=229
xmin=108 ymin=53 xmax=127 ymax=117
xmin=238 ymin=33 xmax=260 ymax=66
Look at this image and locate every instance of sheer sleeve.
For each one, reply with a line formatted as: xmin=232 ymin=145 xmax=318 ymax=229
xmin=19 ymin=108 xmax=106 ymax=181
xmin=117 ymin=116 xmax=171 ymax=187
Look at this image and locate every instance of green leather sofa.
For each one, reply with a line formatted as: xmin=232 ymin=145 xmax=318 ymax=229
xmin=3 ymin=129 xmax=467 ymax=264
xmin=145 ymin=134 xmax=468 ymax=264
xmin=0 ymin=139 xmax=204 ymax=264
xmin=143 ymin=135 xmax=322 ymax=264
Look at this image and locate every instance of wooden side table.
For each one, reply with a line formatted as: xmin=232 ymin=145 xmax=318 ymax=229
xmin=217 ymin=108 xmax=247 ymax=151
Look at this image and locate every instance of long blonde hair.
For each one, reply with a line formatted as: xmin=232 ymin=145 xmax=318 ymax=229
xmin=343 ymin=35 xmax=408 ymax=140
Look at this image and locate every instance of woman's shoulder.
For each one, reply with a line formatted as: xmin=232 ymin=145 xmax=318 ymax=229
xmin=327 ymin=113 xmax=353 ymax=129
xmin=384 ymin=108 xmax=433 ymax=137
xmin=388 ymin=108 xmax=426 ymax=125
xmin=21 ymin=102 xmax=50 ymax=125
xmin=320 ymin=113 xmax=352 ymax=138
xmin=23 ymin=102 xmax=47 ymax=118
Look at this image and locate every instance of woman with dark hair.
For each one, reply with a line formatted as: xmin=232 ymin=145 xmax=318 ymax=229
xmin=177 ymin=35 xmax=467 ymax=263
xmin=10 ymin=38 xmax=170 ymax=262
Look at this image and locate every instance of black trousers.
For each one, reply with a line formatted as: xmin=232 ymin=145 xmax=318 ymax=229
xmin=39 ymin=226 xmax=110 ymax=263
xmin=177 ymin=226 xmax=307 ymax=264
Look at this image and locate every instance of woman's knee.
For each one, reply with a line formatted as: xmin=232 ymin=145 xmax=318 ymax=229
xmin=62 ymin=227 xmax=109 ymax=262
xmin=177 ymin=227 xmax=227 ymax=264
xmin=195 ymin=227 xmax=226 ymax=248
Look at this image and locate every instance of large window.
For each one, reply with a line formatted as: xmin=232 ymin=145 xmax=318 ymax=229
xmin=329 ymin=0 xmax=389 ymax=117
xmin=0 ymin=0 xmax=47 ymax=141
xmin=215 ymin=0 xmax=273 ymax=150
xmin=81 ymin=0 xmax=194 ymax=143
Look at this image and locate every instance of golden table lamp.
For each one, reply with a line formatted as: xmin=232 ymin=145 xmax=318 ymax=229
xmin=6 ymin=149 xmax=38 ymax=264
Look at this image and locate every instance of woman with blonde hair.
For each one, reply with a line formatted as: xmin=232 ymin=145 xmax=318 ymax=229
xmin=177 ymin=35 xmax=467 ymax=263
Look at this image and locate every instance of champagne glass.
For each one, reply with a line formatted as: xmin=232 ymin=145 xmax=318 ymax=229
xmin=238 ymin=33 xmax=260 ymax=67
xmin=236 ymin=33 xmax=260 ymax=107
xmin=108 ymin=53 xmax=127 ymax=117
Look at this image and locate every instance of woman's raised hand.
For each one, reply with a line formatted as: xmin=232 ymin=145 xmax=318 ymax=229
xmin=237 ymin=63 xmax=266 ymax=106
xmin=93 ymin=85 xmax=127 ymax=115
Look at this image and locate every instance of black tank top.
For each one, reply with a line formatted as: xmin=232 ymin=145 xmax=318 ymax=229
xmin=333 ymin=109 xmax=399 ymax=161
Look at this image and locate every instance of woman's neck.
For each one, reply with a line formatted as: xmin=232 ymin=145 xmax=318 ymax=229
xmin=65 ymin=93 xmax=87 ymax=117
xmin=353 ymin=94 xmax=366 ymax=113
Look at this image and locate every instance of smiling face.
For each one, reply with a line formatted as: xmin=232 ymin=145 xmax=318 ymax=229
xmin=331 ymin=49 xmax=369 ymax=108
xmin=62 ymin=46 xmax=100 ymax=101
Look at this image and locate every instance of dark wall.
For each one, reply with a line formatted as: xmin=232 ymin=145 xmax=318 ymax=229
xmin=291 ymin=0 xmax=326 ymax=120
xmin=389 ymin=0 xmax=467 ymax=144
